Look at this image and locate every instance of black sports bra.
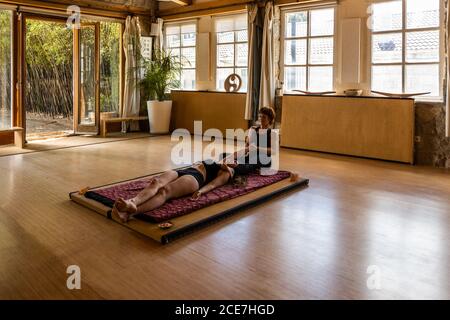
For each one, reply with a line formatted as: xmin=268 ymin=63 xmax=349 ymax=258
xmin=201 ymin=161 xmax=221 ymax=184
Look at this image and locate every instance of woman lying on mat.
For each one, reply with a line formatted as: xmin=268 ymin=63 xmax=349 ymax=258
xmin=113 ymin=160 xmax=236 ymax=222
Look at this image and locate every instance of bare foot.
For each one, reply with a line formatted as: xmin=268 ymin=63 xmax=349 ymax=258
xmin=149 ymin=177 xmax=159 ymax=186
xmin=112 ymin=205 xmax=130 ymax=223
xmin=115 ymin=197 xmax=137 ymax=214
xmin=290 ymin=172 xmax=299 ymax=182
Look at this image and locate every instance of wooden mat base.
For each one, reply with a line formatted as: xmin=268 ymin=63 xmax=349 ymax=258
xmin=70 ymin=173 xmax=309 ymax=244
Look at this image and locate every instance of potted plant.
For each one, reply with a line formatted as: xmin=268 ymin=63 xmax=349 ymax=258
xmin=140 ymin=48 xmax=181 ymax=134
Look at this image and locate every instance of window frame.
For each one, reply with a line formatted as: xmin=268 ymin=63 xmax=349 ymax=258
xmin=214 ymin=13 xmax=248 ymax=92
xmin=280 ymin=6 xmax=337 ymax=93
xmin=163 ymin=20 xmax=198 ymax=91
xmin=0 ymin=8 xmax=14 ymax=130
xmin=369 ymin=0 xmax=444 ymax=101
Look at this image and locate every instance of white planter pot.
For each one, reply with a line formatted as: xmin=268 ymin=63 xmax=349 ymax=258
xmin=147 ymin=100 xmax=172 ymax=134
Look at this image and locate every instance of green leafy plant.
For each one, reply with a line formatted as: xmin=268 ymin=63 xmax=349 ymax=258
xmin=140 ymin=48 xmax=182 ymax=102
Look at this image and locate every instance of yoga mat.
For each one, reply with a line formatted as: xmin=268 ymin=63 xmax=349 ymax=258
xmin=70 ymin=171 xmax=309 ymax=244
xmin=85 ymin=171 xmax=291 ymax=222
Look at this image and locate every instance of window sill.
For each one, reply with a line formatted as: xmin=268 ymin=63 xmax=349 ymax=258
xmin=413 ymin=98 xmax=444 ymax=104
xmin=282 ymin=92 xmax=415 ymax=100
xmin=171 ymin=89 xmax=247 ymax=94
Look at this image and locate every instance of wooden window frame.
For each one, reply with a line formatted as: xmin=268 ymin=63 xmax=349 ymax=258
xmin=369 ymin=0 xmax=444 ymax=101
xmin=214 ymin=13 xmax=248 ymax=92
xmin=164 ymin=20 xmax=198 ymax=91
xmin=280 ymin=6 xmax=337 ymax=93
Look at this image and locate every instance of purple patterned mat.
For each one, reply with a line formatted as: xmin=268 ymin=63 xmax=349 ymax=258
xmin=86 ymin=171 xmax=291 ymax=222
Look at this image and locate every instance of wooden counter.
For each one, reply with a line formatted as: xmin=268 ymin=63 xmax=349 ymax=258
xmin=170 ymin=90 xmax=248 ymax=136
xmin=280 ymin=94 xmax=415 ymax=163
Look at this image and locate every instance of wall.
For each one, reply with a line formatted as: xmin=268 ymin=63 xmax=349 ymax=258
xmin=171 ymin=90 xmax=248 ymax=135
xmin=335 ymin=0 xmax=370 ymax=94
xmin=165 ymin=0 xmax=449 ymax=167
xmin=335 ymin=0 xmax=449 ymax=168
xmin=415 ymin=102 xmax=450 ymax=167
xmin=197 ymin=15 xmax=216 ymax=90
xmin=183 ymin=0 xmax=373 ymax=93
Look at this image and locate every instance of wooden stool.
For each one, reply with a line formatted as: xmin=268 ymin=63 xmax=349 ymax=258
xmin=100 ymin=116 xmax=148 ymax=137
xmin=3 ymin=127 xmax=24 ymax=148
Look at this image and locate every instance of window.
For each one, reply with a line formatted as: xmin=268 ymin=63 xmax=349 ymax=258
xmin=215 ymin=14 xmax=248 ymax=92
xmin=370 ymin=0 xmax=441 ymax=98
xmin=282 ymin=7 xmax=335 ymax=92
xmin=0 ymin=10 xmax=12 ymax=130
xmin=165 ymin=22 xmax=197 ymax=90
xmin=100 ymin=21 xmax=121 ymax=113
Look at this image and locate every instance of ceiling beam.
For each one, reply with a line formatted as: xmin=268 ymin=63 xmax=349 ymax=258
xmin=166 ymin=0 xmax=192 ymax=6
xmin=159 ymin=0 xmax=330 ymax=19
xmin=159 ymin=0 xmax=250 ymax=18
xmin=0 ymin=0 xmax=154 ymax=15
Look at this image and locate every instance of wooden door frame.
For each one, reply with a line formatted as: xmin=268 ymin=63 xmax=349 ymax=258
xmin=1 ymin=8 xmax=125 ymax=145
xmin=20 ymin=13 xmax=73 ymax=140
xmin=73 ymin=21 xmax=100 ymax=134
xmin=119 ymin=22 xmax=124 ymax=119
xmin=74 ymin=21 xmax=126 ymax=134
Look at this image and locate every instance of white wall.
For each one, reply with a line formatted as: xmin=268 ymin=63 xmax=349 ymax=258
xmin=195 ymin=13 xmax=248 ymax=91
xmin=335 ymin=0 xmax=371 ymax=94
xmin=197 ymin=15 xmax=215 ymax=90
xmin=183 ymin=0 xmax=375 ymax=93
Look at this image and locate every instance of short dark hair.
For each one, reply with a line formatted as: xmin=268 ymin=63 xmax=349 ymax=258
xmin=259 ymin=107 xmax=275 ymax=125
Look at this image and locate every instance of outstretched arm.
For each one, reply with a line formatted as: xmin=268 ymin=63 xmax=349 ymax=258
xmin=226 ymin=128 xmax=253 ymax=161
xmin=191 ymin=170 xmax=230 ymax=200
xmin=249 ymin=130 xmax=279 ymax=157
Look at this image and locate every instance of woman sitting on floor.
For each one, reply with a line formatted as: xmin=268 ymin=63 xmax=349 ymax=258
xmin=113 ymin=160 xmax=235 ymax=222
xmin=225 ymin=106 xmax=277 ymax=175
xmin=224 ymin=107 xmax=299 ymax=180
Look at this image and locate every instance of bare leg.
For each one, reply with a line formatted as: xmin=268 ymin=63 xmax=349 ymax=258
xmin=112 ymin=205 xmax=129 ymax=223
xmin=133 ymin=175 xmax=199 ymax=215
xmin=115 ymin=170 xmax=179 ymax=213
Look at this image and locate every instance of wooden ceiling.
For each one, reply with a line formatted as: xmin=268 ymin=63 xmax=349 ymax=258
xmin=158 ymin=0 xmax=307 ymax=19
xmin=28 ymin=0 xmax=194 ymax=15
xmin=158 ymin=0 xmax=195 ymax=11
xmin=159 ymin=0 xmax=249 ymax=18
xmin=0 ymin=0 xmax=317 ymax=18
xmin=49 ymin=0 xmax=154 ymax=14
xmin=0 ymin=0 xmax=156 ymax=14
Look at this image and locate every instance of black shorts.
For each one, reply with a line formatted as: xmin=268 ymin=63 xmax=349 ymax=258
xmin=175 ymin=168 xmax=205 ymax=188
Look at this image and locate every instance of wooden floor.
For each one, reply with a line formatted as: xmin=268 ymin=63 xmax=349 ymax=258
xmin=0 ymin=135 xmax=449 ymax=299
xmin=0 ymin=132 xmax=153 ymax=157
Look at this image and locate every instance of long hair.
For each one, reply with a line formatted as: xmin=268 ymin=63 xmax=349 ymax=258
xmin=231 ymin=174 xmax=248 ymax=188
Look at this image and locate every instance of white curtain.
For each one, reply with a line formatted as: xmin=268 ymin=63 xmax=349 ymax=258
xmin=446 ymin=0 xmax=450 ymax=137
xmin=259 ymin=1 xmax=275 ymax=109
xmin=273 ymin=6 xmax=281 ymax=91
xmin=155 ymin=18 xmax=164 ymax=51
xmin=122 ymin=16 xmax=141 ymax=131
xmin=245 ymin=3 xmax=259 ymax=120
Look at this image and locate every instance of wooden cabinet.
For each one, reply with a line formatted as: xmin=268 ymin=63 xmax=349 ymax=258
xmin=171 ymin=90 xmax=248 ymax=136
xmin=280 ymin=95 xmax=415 ymax=164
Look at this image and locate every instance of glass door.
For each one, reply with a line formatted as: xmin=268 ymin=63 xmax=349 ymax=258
xmin=74 ymin=23 xmax=100 ymax=134
xmin=0 ymin=9 xmax=12 ymax=130
xmin=24 ymin=16 xmax=74 ymax=140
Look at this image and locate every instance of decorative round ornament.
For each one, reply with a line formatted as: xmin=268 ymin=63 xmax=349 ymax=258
xmin=224 ymin=73 xmax=242 ymax=92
